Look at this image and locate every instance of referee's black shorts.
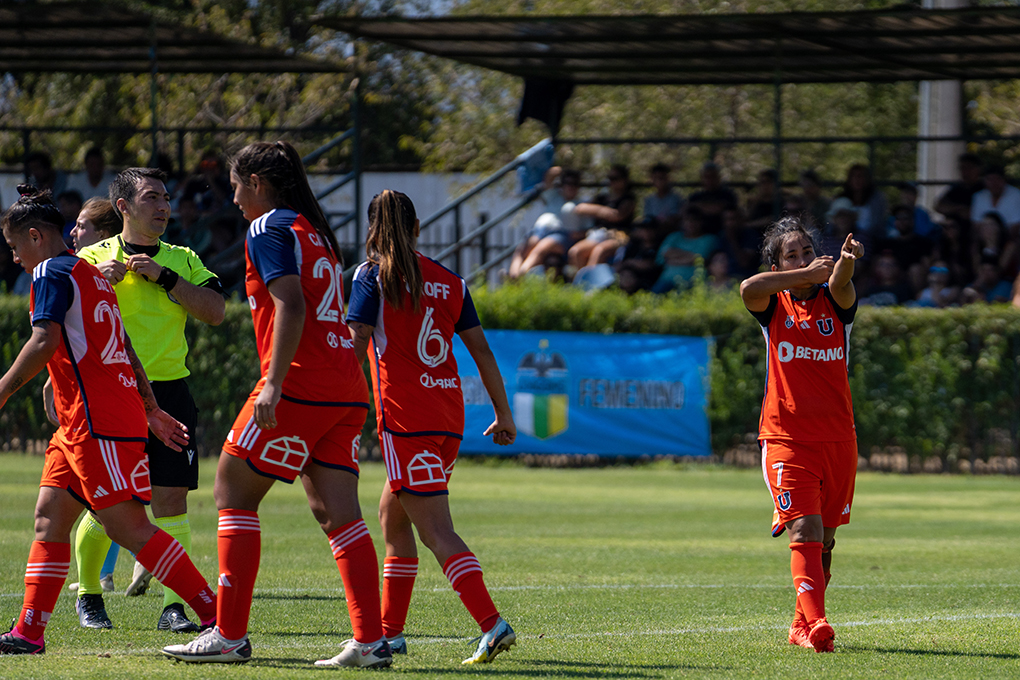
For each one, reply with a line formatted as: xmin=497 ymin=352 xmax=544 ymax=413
xmin=147 ymin=379 xmax=199 ymax=490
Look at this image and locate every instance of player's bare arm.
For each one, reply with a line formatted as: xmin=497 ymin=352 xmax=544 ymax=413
xmin=125 ymin=335 xmax=189 ymax=451
xmin=0 ymin=320 xmax=61 ymax=407
xmin=828 ymin=233 xmax=864 ymax=309
xmin=458 ymin=325 xmax=516 ymax=446
xmin=125 ymin=254 xmax=225 ymax=325
xmin=42 ymin=375 xmax=59 ymax=426
xmin=347 ymin=320 xmax=374 ymax=364
xmin=255 ymin=274 xmax=305 ymax=430
xmin=740 ymin=257 xmax=834 ymax=311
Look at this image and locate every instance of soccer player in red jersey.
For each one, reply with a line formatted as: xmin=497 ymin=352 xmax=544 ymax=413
xmin=0 ymin=187 xmax=217 ymax=656
xmin=739 ymin=216 xmax=864 ymax=653
xmin=346 ymin=190 xmax=518 ymax=665
xmin=162 ymin=141 xmax=388 ymax=667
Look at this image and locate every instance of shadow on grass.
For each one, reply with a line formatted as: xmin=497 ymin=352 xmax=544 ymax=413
xmin=842 ymin=645 xmax=1020 ymax=660
xmin=395 ymin=659 xmax=733 ymax=677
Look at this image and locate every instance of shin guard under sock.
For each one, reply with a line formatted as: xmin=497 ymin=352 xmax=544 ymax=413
xmin=328 ymin=519 xmax=383 ymax=643
xmin=443 ymin=552 xmax=499 ymax=633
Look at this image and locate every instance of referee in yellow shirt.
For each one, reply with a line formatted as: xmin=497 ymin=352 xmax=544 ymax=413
xmin=75 ymin=167 xmax=226 ymax=633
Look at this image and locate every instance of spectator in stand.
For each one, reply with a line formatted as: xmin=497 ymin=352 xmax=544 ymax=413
xmin=56 ymin=190 xmax=83 ymax=247
xmin=971 ymin=211 xmax=1019 ymax=283
xmin=616 ymin=261 xmax=646 ymax=295
xmin=799 ymin=170 xmax=831 ymax=229
xmin=0 ymin=242 xmax=22 ymax=293
xmin=643 ymin=163 xmax=682 ymax=236
xmin=859 ymin=251 xmax=913 ymax=307
xmin=970 ymin=165 xmax=1020 ymax=232
xmin=914 ymin=262 xmax=959 ymax=308
xmin=721 ymin=207 xmax=758 ymax=277
xmin=66 ymin=147 xmax=116 ymax=201
xmin=651 ymin=206 xmax=721 ymax=293
xmin=936 ymin=152 xmax=984 ymax=223
xmin=613 ymin=220 xmax=661 ymax=293
xmin=24 ymin=151 xmax=66 ymax=197
xmin=745 ymin=169 xmax=781 ymax=232
xmin=936 ymin=214 xmax=974 ymax=289
xmin=835 ymin=164 xmax=887 ymax=250
xmin=509 ymin=167 xmax=585 ymax=279
xmin=706 ymin=250 xmax=736 ymax=293
xmin=962 ymin=253 xmax=1012 ymax=304
xmin=821 ymin=199 xmax=857 ymax=260
xmin=889 ymin=182 xmax=937 ymax=239
xmin=181 ymin=150 xmax=233 ymax=219
xmin=567 ymin=164 xmax=636 ymax=271
xmin=687 ymin=161 xmax=738 ymax=234
xmin=168 ymin=195 xmax=213 ymax=259
xmin=878 ymin=205 xmax=934 ymax=294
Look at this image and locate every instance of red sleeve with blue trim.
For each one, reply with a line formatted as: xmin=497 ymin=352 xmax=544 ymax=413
xmin=247 ymin=209 xmax=299 ymax=286
xmin=30 ymin=255 xmax=75 ymax=326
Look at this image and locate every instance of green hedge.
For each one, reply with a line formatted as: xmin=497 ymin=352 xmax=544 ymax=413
xmin=2 ymin=280 xmax=1019 ymax=463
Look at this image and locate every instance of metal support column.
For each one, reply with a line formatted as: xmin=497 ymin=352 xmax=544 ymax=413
xmin=352 ymin=77 xmax=363 ymax=257
xmin=149 ymin=20 xmax=159 ymax=165
xmin=773 ymin=45 xmax=784 ymax=216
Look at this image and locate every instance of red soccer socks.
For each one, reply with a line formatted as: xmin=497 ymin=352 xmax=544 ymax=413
xmin=382 ymin=556 xmax=418 ymax=638
xmin=17 ymin=541 xmax=69 ymax=641
xmin=216 ymin=509 xmax=261 ymax=640
xmin=328 ymin=519 xmax=383 ymax=644
xmin=443 ymin=552 xmax=499 ymax=633
xmin=136 ymin=529 xmax=216 ymax=624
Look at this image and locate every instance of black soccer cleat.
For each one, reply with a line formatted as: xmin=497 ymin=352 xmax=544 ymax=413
xmin=158 ymin=603 xmax=200 ymax=633
xmin=0 ymin=624 xmax=45 ymax=655
xmin=76 ymin=593 xmax=113 ymax=630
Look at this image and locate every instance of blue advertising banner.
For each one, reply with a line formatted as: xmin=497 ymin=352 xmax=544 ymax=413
xmin=453 ymin=330 xmax=711 ymax=457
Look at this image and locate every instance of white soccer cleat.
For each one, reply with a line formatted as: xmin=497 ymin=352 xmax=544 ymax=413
xmin=463 ymin=618 xmax=516 ymax=665
xmin=125 ymin=560 xmax=152 ymax=597
xmin=387 ymin=633 xmax=407 ymax=655
xmin=314 ymin=637 xmax=393 ymax=668
xmin=161 ymin=626 xmax=252 ymax=663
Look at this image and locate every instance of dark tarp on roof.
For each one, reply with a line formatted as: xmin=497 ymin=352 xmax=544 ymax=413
xmin=1 ymin=1 xmax=341 ymax=74
xmin=318 ymin=8 xmax=1020 ymax=85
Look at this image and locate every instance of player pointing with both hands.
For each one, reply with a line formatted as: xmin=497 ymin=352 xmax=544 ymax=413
xmin=740 ymin=218 xmax=864 ymax=654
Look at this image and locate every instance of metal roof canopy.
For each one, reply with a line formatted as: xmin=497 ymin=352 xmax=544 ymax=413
xmin=1 ymin=1 xmax=341 ymax=74
xmin=319 ymin=7 xmax=1020 ymax=85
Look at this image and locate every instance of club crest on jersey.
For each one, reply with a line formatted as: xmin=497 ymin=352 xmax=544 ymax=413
xmin=776 ymin=491 xmax=792 ymax=511
xmin=785 ymin=315 xmax=794 ymax=328
xmin=816 ymin=317 xmax=834 ymax=336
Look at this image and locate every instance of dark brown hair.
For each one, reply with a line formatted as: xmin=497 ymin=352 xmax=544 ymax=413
xmin=230 ymin=141 xmax=340 ymax=262
xmin=109 ymin=167 xmax=168 ymax=218
xmin=366 ymin=190 xmax=421 ymax=312
xmin=760 ymin=215 xmax=820 ymax=269
xmin=1 ymin=184 xmax=64 ymax=235
xmin=80 ymin=198 xmax=122 ymax=238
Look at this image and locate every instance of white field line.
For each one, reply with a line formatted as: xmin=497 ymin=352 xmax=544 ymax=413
xmin=117 ymin=611 xmax=1020 ymax=656
xmin=6 ymin=582 xmax=1019 ymax=599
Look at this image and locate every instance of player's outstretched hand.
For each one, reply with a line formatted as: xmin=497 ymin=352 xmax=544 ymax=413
xmin=148 ymin=409 xmax=189 ymax=452
xmin=483 ymin=410 xmax=517 ymax=446
xmin=840 ymin=233 xmax=865 ymax=261
xmin=805 ymin=255 xmax=835 ymax=283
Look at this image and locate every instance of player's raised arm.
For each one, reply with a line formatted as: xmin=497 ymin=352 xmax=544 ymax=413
xmin=828 ymin=232 xmax=864 ymax=310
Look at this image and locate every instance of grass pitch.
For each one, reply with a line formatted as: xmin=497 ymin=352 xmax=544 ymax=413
xmin=1 ymin=453 xmax=1019 ymax=679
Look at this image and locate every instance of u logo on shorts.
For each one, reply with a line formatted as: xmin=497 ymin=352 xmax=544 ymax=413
xmin=777 ymin=491 xmax=792 ymax=511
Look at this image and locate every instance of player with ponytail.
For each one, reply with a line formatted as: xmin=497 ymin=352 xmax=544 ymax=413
xmin=347 ymin=189 xmax=518 ymax=665
xmin=163 ymin=141 xmax=390 ymax=668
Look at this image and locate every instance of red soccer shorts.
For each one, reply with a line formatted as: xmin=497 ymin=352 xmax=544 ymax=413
xmin=223 ymin=391 xmax=368 ymax=483
xmin=41 ymin=433 xmax=151 ymax=511
xmin=761 ymin=438 xmax=857 ymax=529
xmin=379 ymin=430 xmax=460 ymax=496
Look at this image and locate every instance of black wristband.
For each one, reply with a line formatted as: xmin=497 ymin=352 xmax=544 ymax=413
xmin=156 ymin=266 xmax=180 ymax=292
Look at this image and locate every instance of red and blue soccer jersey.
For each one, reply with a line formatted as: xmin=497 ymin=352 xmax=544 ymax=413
xmin=751 ymin=284 xmax=857 ymax=442
xmin=245 ymin=208 xmax=367 ymax=405
xmin=347 ymin=253 xmax=480 ymax=438
xmin=31 ymin=251 xmax=148 ymax=443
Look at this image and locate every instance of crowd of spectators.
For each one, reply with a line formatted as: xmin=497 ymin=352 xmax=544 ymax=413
xmin=0 ymin=147 xmax=248 ymax=293
xmin=509 ymin=152 xmax=1020 ymax=307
